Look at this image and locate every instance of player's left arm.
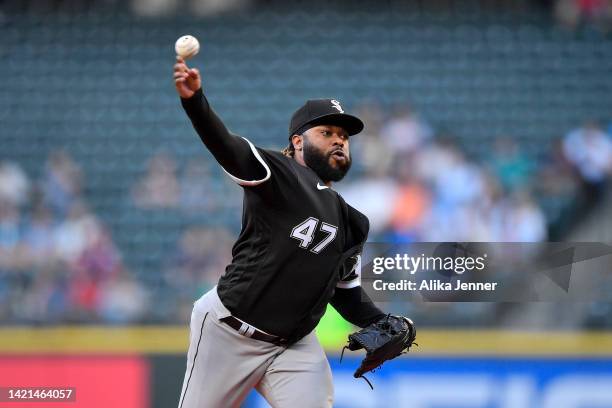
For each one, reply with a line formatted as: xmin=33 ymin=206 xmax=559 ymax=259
xmin=330 ymin=256 xmax=385 ymax=327
xmin=330 ymin=286 xmax=386 ymax=328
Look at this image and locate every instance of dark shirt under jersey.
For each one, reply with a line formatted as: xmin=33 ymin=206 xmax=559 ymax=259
xmin=181 ymin=89 xmax=384 ymax=343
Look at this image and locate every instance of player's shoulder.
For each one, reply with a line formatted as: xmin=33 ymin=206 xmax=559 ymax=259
xmin=256 ymin=148 xmax=291 ymax=162
xmin=255 ymin=148 xmax=298 ymax=174
xmin=244 ymin=146 xmax=297 ymax=184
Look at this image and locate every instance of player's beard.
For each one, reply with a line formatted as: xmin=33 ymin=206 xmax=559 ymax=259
xmin=302 ymin=137 xmax=352 ymax=182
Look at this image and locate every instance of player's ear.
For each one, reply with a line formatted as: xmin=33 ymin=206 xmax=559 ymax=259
xmin=291 ymin=134 xmax=303 ymax=151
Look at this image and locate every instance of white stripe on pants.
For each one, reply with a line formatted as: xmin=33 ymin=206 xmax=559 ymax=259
xmin=177 ymin=287 xmax=334 ymax=408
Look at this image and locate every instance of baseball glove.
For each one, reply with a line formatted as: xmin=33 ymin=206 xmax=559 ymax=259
xmin=341 ymin=315 xmax=417 ymax=389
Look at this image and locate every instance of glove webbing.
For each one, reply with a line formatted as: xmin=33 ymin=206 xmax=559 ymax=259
xmin=340 ymin=347 xmax=374 ymax=389
xmin=340 ymin=315 xmax=417 ymax=390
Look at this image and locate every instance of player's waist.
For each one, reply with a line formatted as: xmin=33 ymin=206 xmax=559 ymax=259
xmin=218 ymin=315 xmax=289 ymax=346
xmin=195 ymin=286 xmax=290 ymax=346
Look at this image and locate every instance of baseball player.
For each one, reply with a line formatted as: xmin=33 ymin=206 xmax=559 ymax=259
xmin=173 ymin=56 xmax=407 ymax=408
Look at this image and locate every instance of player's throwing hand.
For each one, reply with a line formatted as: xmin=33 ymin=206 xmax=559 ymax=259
xmin=173 ymin=56 xmax=201 ymax=98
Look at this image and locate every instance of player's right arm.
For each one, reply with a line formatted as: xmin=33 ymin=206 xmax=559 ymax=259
xmin=173 ymin=56 xmax=269 ymax=185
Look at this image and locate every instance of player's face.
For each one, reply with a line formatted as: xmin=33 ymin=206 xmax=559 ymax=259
xmin=302 ymin=125 xmax=352 ymax=182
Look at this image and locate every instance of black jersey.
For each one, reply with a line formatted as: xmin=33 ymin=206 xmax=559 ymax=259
xmin=217 ymin=145 xmax=368 ymax=341
xmin=181 ymin=89 xmax=385 ymax=343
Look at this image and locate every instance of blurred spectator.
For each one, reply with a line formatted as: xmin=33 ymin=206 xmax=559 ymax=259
xmin=494 ymin=191 xmax=548 ymax=242
xmin=534 ymin=139 xmax=582 ymax=236
xmin=41 ymin=150 xmax=83 ymax=218
xmin=562 ymin=121 xmax=612 ymax=202
xmin=161 ymin=226 xmax=234 ymax=322
xmin=381 ymin=104 xmax=433 ymax=156
xmin=350 ymin=101 xmax=393 ymax=177
xmin=421 ymin=203 xmax=490 ymax=241
xmin=0 ymin=161 xmax=29 ymax=207
xmin=72 ymin=223 xmax=122 ymax=283
xmin=162 ymin=226 xmax=228 ymax=319
xmin=190 ymin=0 xmax=252 ymax=16
xmin=132 ymin=151 xmax=180 ymax=209
xmin=389 ymin=160 xmax=431 ymax=240
xmin=0 ymin=200 xmax=25 ymax=272
xmin=507 ymin=192 xmax=548 ymax=242
xmin=22 ymin=204 xmax=56 ymax=268
xmin=535 ymin=140 xmax=579 ymax=200
xmin=54 ymin=201 xmax=98 ymax=263
xmin=98 ymin=271 xmax=149 ymax=324
xmin=556 ymin=0 xmax=585 ymax=28
xmin=131 ymin=0 xmax=180 ymax=16
xmin=412 ymin=138 xmax=458 ymax=187
xmin=42 ymin=150 xmax=83 ymax=218
xmin=164 ymin=226 xmax=233 ymax=295
xmin=66 ymin=268 xmax=100 ymax=321
xmin=180 ymin=159 xmax=219 ymax=213
xmin=488 ymin=137 xmax=534 ymax=193
xmin=338 ymin=174 xmax=398 ymax=235
xmin=51 ymin=201 xmax=124 ymax=321
xmin=131 ymin=0 xmax=251 ymax=17
xmin=555 ymin=0 xmax=612 ymax=30
xmin=433 ymin=148 xmax=485 ymax=207
xmin=18 ymin=268 xmax=66 ymax=323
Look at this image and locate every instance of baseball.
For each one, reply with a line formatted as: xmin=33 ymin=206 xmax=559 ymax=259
xmin=175 ymin=35 xmax=200 ymax=59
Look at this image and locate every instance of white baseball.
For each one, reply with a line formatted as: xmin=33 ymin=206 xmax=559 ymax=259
xmin=175 ymin=35 xmax=200 ymax=59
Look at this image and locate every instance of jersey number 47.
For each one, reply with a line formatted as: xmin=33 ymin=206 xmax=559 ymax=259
xmin=290 ymin=217 xmax=338 ymax=254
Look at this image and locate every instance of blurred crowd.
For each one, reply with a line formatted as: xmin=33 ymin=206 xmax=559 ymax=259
xmin=131 ymin=152 xmax=242 ymax=214
xmin=1 ymin=109 xmax=611 ymax=325
xmin=555 ymin=0 xmax=612 ymax=32
xmin=343 ymin=103 xmax=612 ymax=243
xmin=10 ymin=0 xmax=612 ymax=29
xmin=0 ymin=151 xmax=137 ymax=323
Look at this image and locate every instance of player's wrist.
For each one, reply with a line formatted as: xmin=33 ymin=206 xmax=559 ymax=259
xmin=180 ymin=87 xmax=202 ymax=100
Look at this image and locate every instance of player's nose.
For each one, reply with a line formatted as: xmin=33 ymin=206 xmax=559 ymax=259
xmin=331 ymin=132 xmax=346 ymax=146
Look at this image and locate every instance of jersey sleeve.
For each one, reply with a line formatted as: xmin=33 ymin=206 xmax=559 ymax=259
xmin=336 ymin=254 xmax=361 ymax=289
xmin=221 ymin=137 xmax=272 ymax=187
xmin=329 ymin=285 xmax=385 ymax=328
xmin=239 ymin=148 xmax=300 ymax=202
xmin=330 ymin=254 xmax=386 ymax=329
xmin=181 ymin=89 xmax=270 ymax=186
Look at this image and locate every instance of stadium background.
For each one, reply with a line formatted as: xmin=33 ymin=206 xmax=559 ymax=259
xmin=1 ymin=0 xmax=612 ymax=406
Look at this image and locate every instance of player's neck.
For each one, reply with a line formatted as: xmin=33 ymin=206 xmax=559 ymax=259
xmin=292 ymin=155 xmax=332 ymax=187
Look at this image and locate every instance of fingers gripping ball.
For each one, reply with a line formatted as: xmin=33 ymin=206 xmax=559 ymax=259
xmin=175 ymin=35 xmax=200 ymax=59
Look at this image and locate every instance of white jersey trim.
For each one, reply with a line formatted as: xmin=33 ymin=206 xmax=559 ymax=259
xmin=336 ymin=254 xmax=361 ymax=289
xmin=222 ymin=137 xmax=271 ymax=186
xmin=336 ymin=279 xmax=361 ymax=289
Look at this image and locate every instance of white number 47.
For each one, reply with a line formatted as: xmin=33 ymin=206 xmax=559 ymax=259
xmin=290 ymin=217 xmax=338 ymax=253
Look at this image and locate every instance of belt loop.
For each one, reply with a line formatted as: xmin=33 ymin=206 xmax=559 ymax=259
xmin=238 ymin=322 xmax=257 ymax=338
xmin=221 ymin=315 xmax=288 ymax=345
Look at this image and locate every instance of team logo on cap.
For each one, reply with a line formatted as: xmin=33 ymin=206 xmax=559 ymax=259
xmin=331 ymin=99 xmax=344 ymax=113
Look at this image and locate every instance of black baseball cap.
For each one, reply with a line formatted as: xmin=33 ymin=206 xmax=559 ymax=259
xmin=288 ymin=99 xmax=364 ymax=137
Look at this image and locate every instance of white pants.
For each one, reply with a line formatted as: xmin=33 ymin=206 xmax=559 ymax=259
xmin=177 ymin=287 xmax=334 ymax=408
